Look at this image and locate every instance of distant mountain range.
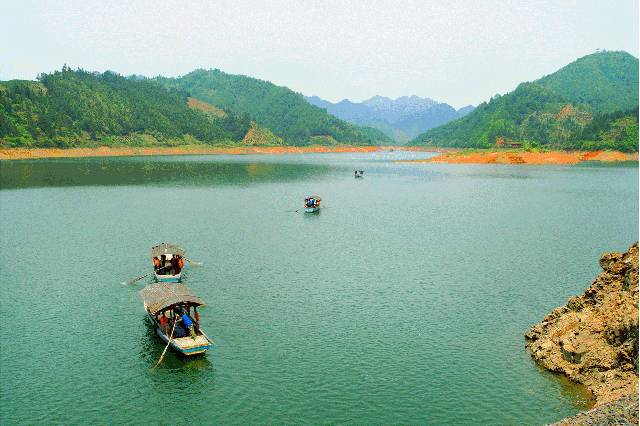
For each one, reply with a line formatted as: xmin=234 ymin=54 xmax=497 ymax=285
xmin=409 ymin=51 xmax=639 ymax=151
xmin=305 ymin=95 xmax=474 ymax=143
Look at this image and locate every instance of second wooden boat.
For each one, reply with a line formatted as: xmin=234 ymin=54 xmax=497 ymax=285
xmin=151 ymin=243 xmax=185 ymax=283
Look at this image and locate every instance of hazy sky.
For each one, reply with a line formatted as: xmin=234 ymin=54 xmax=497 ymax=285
xmin=2 ymin=0 xmax=638 ymax=107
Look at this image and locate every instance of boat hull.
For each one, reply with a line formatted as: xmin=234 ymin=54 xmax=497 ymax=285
xmin=147 ymin=313 xmax=213 ymax=356
xmin=304 ymin=207 xmax=320 ymax=213
xmin=155 ymin=272 xmax=181 ymax=283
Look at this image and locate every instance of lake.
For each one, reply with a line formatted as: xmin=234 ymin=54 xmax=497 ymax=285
xmin=0 ymin=151 xmax=637 ymax=424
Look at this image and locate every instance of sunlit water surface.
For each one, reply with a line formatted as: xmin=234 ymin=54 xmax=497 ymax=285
xmin=1 ymin=152 xmax=637 ymax=424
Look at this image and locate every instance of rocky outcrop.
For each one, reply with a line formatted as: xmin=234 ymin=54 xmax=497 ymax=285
xmin=525 ymin=243 xmax=638 ymax=409
xmin=551 ymin=394 xmax=638 ymax=425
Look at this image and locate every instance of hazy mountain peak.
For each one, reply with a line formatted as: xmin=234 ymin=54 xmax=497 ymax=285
xmin=457 ymin=105 xmax=475 ymax=115
xmin=362 ymin=95 xmax=437 ymax=109
xmin=305 ymin=94 xmax=473 ymax=143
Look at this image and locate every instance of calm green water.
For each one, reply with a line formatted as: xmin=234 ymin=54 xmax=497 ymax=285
xmin=0 ymin=152 xmax=637 ymax=425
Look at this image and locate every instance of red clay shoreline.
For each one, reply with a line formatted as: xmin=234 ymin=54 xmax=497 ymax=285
xmin=0 ymin=145 xmax=636 ymax=164
xmin=0 ymin=145 xmax=436 ymax=160
xmin=399 ymin=149 xmax=639 ymax=165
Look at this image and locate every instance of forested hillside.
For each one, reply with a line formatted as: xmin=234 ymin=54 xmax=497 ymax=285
xmin=536 ymin=51 xmax=638 ymax=113
xmin=156 ymin=69 xmax=392 ymax=146
xmin=1 ymin=66 xmax=390 ymax=148
xmin=0 ymin=67 xmax=255 ymax=147
xmin=410 ymin=51 xmax=639 ymax=151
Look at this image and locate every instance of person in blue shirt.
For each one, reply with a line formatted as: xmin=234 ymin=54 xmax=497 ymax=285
xmin=181 ymin=308 xmax=196 ymax=339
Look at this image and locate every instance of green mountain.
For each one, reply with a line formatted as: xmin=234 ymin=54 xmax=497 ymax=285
xmin=536 ymin=51 xmax=638 ymax=113
xmin=410 ymin=51 xmax=639 ymax=151
xmin=0 ymin=66 xmax=390 ymax=148
xmin=0 ymin=67 xmax=255 ymax=148
xmin=155 ymin=69 xmax=392 ymax=146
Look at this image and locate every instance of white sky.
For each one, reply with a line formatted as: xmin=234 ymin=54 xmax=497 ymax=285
xmin=2 ymin=0 xmax=638 ymax=108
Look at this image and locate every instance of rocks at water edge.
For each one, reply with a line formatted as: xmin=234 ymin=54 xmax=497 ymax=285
xmin=525 ymin=242 xmax=638 ymax=422
xmin=550 ymin=394 xmax=638 ymax=425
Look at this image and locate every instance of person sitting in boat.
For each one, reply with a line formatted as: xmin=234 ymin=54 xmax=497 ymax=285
xmin=170 ymin=313 xmax=187 ymax=338
xmin=181 ymin=308 xmax=196 ymax=339
xmin=193 ymin=306 xmax=200 ymax=332
xmin=177 ymin=257 xmax=184 ymax=274
xmin=170 ymin=256 xmax=179 ymax=275
xmin=159 ymin=312 xmax=168 ymax=334
xmin=153 ymin=257 xmax=160 ymax=271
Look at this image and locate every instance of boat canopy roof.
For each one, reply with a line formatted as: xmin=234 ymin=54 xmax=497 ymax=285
xmin=151 ymin=243 xmax=185 ymax=258
xmin=140 ymin=282 xmax=205 ymax=315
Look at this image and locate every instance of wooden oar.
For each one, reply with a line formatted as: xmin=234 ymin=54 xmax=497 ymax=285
xmin=124 ymin=265 xmax=170 ymax=285
xmin=152 ymin=316 xmax=178 ymax=370
xmin=124 ymin=271 xmax=153 ymax=285
xmin=184 ymin=257 xmax=203 ymax=267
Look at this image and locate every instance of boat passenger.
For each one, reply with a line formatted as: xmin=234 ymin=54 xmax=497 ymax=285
xmin=160 ymin=255 xmax=167 ymax=271
xmin=173 ymin=322 xmax=186 ymax=338
xmin=181 ymin=309 xmax=196 ymax=339
xmin=170 ymin=312 xmax=187 ymax=338
xmin=177 ymin=257 xmax=184 ymax=273
xmin=193 ymin=306 xmax=200 ymax=332
xmin=159 ymin=313 xmax=168 ymax=334
xmin=170 ymin=256 xmax=179 ymax=275
xmin=153 ymin=257 xmax=160 ymax=271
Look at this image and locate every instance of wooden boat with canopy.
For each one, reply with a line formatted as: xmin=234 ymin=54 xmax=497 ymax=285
xmin=151 ymin=243 xmax=185 ymax=283
xmin=304 ymin=195 xmax=321 ymax=213
xmin=140 ymin=282 xmax=213 ymax=356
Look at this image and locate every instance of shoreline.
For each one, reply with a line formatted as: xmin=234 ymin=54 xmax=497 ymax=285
xmin=1 ymin=146 xmax=637 ymax=165
xmin=0 ymin=145 xmax=436 ymax=161
xmin=400 ymin=149 xmax=638 ymax=165
xmin=525 ymin=243 xmax=638 ymax=423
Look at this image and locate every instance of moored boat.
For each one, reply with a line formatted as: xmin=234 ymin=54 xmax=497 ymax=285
xmin=304 ymin=195 xmax=321 ymax=213
xmin=354 ymin=170 xmax=364 ymax=178
xmin=152 ymin=243 xmax=185 ymax=283
xmin=140 ymin=282 xmax=213 ymax=356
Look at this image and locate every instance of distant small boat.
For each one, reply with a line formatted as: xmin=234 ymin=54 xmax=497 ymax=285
xmin=354 ymin=170 xmax=364 ymax=178
xmin=140 ymin=282 xmax=213 ymax=356
xmin=304 ymin=195 xmax=321 ymax=213
xmin=152 ymin=243 xmax=185 ymax=283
